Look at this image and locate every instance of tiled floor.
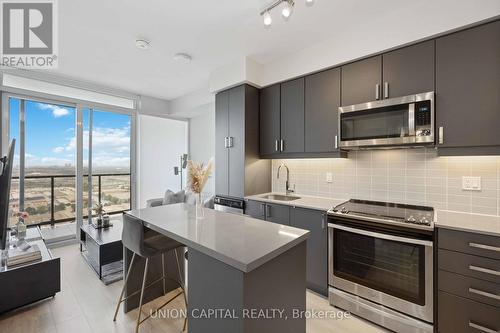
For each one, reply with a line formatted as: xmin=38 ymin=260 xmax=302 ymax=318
xmin=0 ymin=244 xmax=388 ymax=333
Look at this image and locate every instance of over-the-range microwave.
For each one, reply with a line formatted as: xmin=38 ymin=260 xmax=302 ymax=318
xmin=338 ymin=92 xmax=434 ymax=149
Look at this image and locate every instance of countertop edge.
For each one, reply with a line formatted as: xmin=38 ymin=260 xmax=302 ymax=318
xmin=245 ymin=193 xmax=345 ymax=212
xmin=140 ymin=213 xmax=310 ymax=273
xmin=435 ymin=223 xmax=500 ymax=238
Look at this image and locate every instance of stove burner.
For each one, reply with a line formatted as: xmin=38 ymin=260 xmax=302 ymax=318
xmin=330 ymin=199 xmax=434 ymax=227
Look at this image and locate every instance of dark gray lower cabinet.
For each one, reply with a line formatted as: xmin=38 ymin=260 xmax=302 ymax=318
xmin=439 ymin=291 xmax=500 ymax=333
xmin=438 ymin=227 xmax=500 ymax=333
xmin=265 ymin=203 xmax=290 ymax=225
xmin=245 ymin=200 xmax=290 ymax=226
xmin=290 ymin=207 xmax=328 ymax=296
xmin=245 ymin=200 xmax=266 ymax=220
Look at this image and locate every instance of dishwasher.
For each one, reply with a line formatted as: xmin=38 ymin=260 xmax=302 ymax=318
xmin=214 ymin=196 xmax=245 ymax=215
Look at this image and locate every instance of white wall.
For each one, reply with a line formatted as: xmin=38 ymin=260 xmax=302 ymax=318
xmin=188 ymin=103 xmax=215 ymax=196
xmin=137 ymin=115 xmax=188 ymax=208
xmin=207 ymin=4 xmax=500 ymax=91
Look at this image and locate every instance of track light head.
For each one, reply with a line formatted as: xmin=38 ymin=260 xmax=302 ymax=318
xmin=263 ymin=11 xmax=272 ymax=26
xmin=281 ymin=0 xmax=294 ymax=19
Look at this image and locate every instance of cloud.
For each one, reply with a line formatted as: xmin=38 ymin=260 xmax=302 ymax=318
xmin=65 ymin=127 xmax=130 ymax=156
xmin=25 ymin=154 xmax=73 ymax=167
xmin=52 ymin=146 xmax=65 ymax=153
xmin=36 ymin=103 xmax=71 ymax=118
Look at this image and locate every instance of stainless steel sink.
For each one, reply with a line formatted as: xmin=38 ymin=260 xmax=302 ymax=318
xmin=261 ymin=194 xmax=301 ymax=201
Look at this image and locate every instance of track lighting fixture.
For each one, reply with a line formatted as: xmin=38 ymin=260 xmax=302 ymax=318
xmin=261 ymin=0 xmax=314 ymax=27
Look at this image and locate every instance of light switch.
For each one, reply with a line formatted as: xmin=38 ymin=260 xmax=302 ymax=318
xmin=462 ymin=176 xmax=481 ymax=191
xmin=326 ymin=172 xmax=333 ymax=183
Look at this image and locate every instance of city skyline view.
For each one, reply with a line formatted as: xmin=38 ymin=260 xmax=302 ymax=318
xmin=7 ymin=97 xmax=132 ymax=226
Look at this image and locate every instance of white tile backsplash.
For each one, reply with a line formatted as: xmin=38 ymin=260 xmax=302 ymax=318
xmin=272 ymin=148 xmax=500 ymax=215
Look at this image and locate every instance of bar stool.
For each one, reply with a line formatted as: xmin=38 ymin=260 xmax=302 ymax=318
xmin=113 ymin=213 xmax=187 ymax=333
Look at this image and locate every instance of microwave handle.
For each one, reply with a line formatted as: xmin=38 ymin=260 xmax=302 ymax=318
xmin=408 ymin=103 xmax=415 ymax=136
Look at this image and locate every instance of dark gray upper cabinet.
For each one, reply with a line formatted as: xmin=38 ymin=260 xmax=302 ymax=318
xmin=305 ymin=68 xmax=341 ymax=153
xmin=436 ymin=20 xmax=500 ymax=151
xmin=215 ymin=85 xmax=271 ymax=198
xmin=341 ymin=56 xmax=382 ymax=106
xmin=259 ymin=84 xmax=281 ymax=156
xmin=382 ymin=41 xmax=435 ymax=98
xmin=290 ymin=207 xmax=328 ymax=296
xmin=215 ymin=90 xmax=229 ymax=196
xmin=281 ymin=78 xmax=305 ymax=153
xmin=265 ymin=203 xmax=290 ymax=225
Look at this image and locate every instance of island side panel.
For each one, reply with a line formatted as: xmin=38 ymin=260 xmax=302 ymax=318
xmin=187 ymin=241 xmax=307 ymax=333
xmin=244 ymin=240 xmax=307 ymax=333
xmin=188 ymin=248 xmax=245 ymax=333
xmin=124 ymin=246 xmax=185 ymax=312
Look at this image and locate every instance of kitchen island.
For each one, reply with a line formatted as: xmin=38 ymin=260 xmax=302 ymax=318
xmin=124 ymin=203 xmax=309 ymax=333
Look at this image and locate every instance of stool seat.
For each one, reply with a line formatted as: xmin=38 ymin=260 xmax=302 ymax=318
xmin=143 ymin=234 xmax=183 ymax=258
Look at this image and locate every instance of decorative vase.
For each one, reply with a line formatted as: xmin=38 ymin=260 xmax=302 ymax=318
xmin=16 ymin=218 xmax=27 ymax=242
xmin=103 ymin=214 xmax=110 ymax=227
xmin=196 ymin=193 xmax=205 ymax=219
xmin=96 ymin=215 xmax=103 ymax=227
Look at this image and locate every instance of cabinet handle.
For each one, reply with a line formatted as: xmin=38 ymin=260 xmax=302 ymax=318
xmin=468 ymin=321 xmax=498 ymax=333
xmin=334 ymin=135 xmax=338 ymax=149
xmin=266 ymin=205 xmax=271 ymax=217
xmin=261 ymin=203 xmax=266 ymax=217
xmin=468 ymin=287 xmax=500 ymax=301
xmin=469 ymin=242 xmax=500 ymax=253
xmin=275 ymin=140 xmax=279 ymax=152
xmin=224 ymin=137 xmax=229 ymax=148
xmin=375 ymin=83 xmax=380 ymax=100
xmin=469 ymin=265 xmax=500 ymax=277
xmin=384 ymin=82 xmax=389 ymax=99
xmin=438 ymin=127 xmax=444 ymax=144
xmin=322 ymin=213 xmax=326 ymax=229
xmin=280 ymin=139 xmax=284 ymax=152
xmin=228 ymin=136 xmax=234 ymax=148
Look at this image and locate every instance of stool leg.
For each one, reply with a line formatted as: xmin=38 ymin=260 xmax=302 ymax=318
xmin=136 ymin=258 xmax=149 ymax=333
xmin=113 ymin=253 xmax=136 ymax=321
xmin=162 ymin=253 xmax=166 ymax=295
xmin=175 ymin=250 xmax=188 ymax=332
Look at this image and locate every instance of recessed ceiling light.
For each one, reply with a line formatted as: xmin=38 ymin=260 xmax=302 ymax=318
xmin=135 ymin=39 xmax=151 ymax=50
xmin=173 ymin=53 xmax=192 ymax=64
xmin=305 ymin=0 xmax=315 ymax=6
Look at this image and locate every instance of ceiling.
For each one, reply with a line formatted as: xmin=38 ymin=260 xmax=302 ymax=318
xmin=55 ymin=0 xmax=499 ymax=101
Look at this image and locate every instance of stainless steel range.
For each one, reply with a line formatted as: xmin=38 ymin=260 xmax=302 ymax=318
xmin=327 ymin=199 xmax=435 ymax=333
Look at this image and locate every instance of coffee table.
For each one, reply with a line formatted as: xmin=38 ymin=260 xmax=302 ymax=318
xmin=80 ymin=217 xmax=123 ymax=284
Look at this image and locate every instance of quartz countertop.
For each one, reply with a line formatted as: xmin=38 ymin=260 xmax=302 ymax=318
xmin=126 ymin=203 xmax=309 ymax=273
xmin=246 ymin=193 xmax=500 ymax=237
xmin=245 ymin=193 xmax=346 ymax=211
xmin=435 ymin=210 xmax=500 ymax=237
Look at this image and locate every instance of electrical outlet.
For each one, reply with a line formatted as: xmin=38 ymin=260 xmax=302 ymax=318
xmin=326 ymin=172 xmax=333 ymax=183
xmin=462 ymin=176 xmax=481 ymax=191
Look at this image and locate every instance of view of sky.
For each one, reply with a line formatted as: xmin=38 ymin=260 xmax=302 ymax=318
xmin=9 ymin=98 xmax=131 ymax=171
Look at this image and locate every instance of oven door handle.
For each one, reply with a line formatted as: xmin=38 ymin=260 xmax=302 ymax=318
xmin=328 ymin=223 xmax=433 ymax=247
